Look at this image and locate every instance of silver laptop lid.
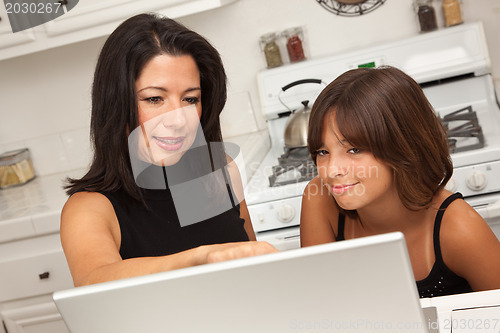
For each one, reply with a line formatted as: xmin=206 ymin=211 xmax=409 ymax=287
xmin=53 ymin=232 xmax=428 ymax=333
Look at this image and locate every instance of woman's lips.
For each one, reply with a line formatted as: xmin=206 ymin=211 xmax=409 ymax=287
xmin=331 ymin=183 xmax=358 ymax=195
xmin=153 ymin=136 xmax=185 ymax=151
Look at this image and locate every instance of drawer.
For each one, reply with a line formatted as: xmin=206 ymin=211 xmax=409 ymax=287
xmin=0 ymin=248 xmax=74 ymax=302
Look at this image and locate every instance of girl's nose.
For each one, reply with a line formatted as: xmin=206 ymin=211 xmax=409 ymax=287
xmin=327 ymin=156 xmax=349 ymax=179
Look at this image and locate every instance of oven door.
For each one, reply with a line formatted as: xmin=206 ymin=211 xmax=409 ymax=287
xmin=255 ymin=226 xmax=300 ymax=251
xmin=465 ymin=192 xmax=500 ymax=240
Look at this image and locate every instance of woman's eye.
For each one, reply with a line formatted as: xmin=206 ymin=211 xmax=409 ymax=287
xmin=144 ymin=96 xmax=163 ymax=104
xmin=347 ymin=148 xmax=361 ymax=154
xmin=316 ymin=149 xmax=328 ymax=156
xmin=184 ymin=96 xmax=200 ymax=105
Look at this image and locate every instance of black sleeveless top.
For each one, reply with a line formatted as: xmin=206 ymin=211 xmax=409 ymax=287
xmin=101 ymin=188 xmax=249 ymax=259
xmin=99 ymin=144 xmax=249 ymax=259
xmin=336 ymin=192 xmax=472 ymax=298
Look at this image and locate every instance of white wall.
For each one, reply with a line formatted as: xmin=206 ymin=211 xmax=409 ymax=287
xmin=0 ymin=0 xmax=499 ymax=176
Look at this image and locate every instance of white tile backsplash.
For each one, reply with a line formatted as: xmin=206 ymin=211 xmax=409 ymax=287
xmin=61 ymin=127 xmax=91 ymax=171
xmin=0 ymin=128 xmax=90 ymax=178
xmin=25 ymin=134 xmax=71 ymax=176
xmin=220 ymin=91 xmax=259 ymax=138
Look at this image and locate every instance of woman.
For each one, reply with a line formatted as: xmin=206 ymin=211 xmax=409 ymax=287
xmin=300 ymin=66 xmax=500 ymax=298
xmin=61 ymin=13 xmax=276 ymax=287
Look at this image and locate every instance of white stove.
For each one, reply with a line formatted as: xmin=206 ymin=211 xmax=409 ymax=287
xmin=245 ymin=21 xmax=500 ymax=250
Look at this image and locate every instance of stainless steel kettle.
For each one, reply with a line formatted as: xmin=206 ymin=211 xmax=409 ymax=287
xmin=284 ymin=100 xmax=311 ymax=147
xmin=280 ymin=79 xmax=324 ymax=148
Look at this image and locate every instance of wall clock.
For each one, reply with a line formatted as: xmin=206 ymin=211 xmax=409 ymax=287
xmin=315 ymin=0 xmax=386 ymax=17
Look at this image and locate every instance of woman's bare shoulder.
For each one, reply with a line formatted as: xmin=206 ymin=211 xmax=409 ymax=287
xmin=63 ymin=191 xmax=114 ymax=216
xmin=61 ymin=192 xmax=119 ymax=233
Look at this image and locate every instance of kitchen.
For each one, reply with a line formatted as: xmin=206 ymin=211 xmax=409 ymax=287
xmin=1 ymin=0 xmax=500 ymax=332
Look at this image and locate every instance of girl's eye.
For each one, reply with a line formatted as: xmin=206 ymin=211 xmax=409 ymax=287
xmin=143 ymin=96 xmax=163 ymax=104
xmin=184 ymin=96 xmax=200 ymax=105
xmin=347 ymin=148 xmax=361 ymax=154
xmin=316 ymin=149 xmax=328 ymax=156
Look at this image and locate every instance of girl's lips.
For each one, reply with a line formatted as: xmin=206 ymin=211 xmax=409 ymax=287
xmin=331 ymin=183 xmax=358 ymax=195
xmin=153 ymin=136 xmax=185 ymax=151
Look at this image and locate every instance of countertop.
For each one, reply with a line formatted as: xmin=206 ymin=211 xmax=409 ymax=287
xmin=0 ymin=129 xmax=271 ymax=244
xmin=0 ymin=169 xmax=84 ymax=244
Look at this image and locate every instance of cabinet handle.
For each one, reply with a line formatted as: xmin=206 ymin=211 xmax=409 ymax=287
xmin=39 ymin=272 xmax=50 ymax=280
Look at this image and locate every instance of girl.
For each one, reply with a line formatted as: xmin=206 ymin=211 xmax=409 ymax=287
xmin=300 ymin=66 xmax=500 ymax=298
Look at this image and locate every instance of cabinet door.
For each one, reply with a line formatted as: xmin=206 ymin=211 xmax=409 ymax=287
xmin=1 ymin=301 xmax=69 ymax=333
xmin=43 ymin=0 xmax=193 ymax=38
xmin=0 ymin=248 xmax=73 ymax=303
xmin=43 ymin=0 xmax=137 ymax=37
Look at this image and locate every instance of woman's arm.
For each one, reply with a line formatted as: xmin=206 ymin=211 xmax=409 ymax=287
xmin=441 ymin=199 xmax=500 ymax=291
xmin=225 ymin=154 xmax=256 ymax=241
xmin=60 ymin=192 xmax=274 ymax=286
xmin=300 ymin=176 xmax=338 ymax=247
xmin=239 ymin=199 xmax=256 ymax=241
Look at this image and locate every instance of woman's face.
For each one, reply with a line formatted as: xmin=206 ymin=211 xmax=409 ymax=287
xmin=315 ymin=114 xmax=396 ymax=211
xmin=134 ymin=54 xmax=202 ymax=166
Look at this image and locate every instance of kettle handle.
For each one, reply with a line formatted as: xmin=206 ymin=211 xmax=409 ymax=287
xmin=279 ymin=78 xmax=326 ymax=112
xmin=281 ymin=78 xmax=323 ymax=92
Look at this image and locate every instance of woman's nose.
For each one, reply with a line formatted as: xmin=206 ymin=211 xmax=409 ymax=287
xmin=162 ymin=106 xmax=187 ymax=128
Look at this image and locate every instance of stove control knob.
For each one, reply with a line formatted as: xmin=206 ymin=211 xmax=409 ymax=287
xmin=276 ymin=204 xmax=295 ymax=223
xmin=466 ymin=170 xmax=487 ymax=191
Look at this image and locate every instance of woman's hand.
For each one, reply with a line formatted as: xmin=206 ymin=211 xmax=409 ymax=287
xmin=199 ymin=241 xmax=279 ymax=264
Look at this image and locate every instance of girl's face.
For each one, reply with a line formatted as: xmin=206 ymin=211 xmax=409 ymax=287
xmin=315 ymin=114 xmax=396 ymax=211
xmin=134 ymin=54 xmax=202 ymax=166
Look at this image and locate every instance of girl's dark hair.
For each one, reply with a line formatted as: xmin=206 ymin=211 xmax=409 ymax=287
xmin=65 ymin=13 xmax=227 ymax=200
xmin=308 ymin=66 xmax=453 ymax=217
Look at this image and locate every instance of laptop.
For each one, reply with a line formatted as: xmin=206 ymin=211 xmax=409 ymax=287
xmin=53 ymin=232 xmax=429 ymax=333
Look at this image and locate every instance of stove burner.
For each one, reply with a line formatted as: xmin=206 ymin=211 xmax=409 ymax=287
xmin=439 ymin=106 xmax=485 ymax=153
xmin=269 ymin=147 xmax=318 ymax=187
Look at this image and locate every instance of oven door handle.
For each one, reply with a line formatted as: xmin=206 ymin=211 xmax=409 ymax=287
xmin=474 ymin=199 xmax=500 ymax=219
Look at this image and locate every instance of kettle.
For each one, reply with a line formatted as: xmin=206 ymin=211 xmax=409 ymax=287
xmin=280 ymin=79 xmax=324 ymax=148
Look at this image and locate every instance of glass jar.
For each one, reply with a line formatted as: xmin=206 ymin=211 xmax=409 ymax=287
xmin=414 ymin=0 xmax=438 ymax=33
xmin=0 ymin=148 xmax=36 ymax=188
xmin=260 ymin=32 xmax=283 ymax=69
xmin=283 ymin=27 xmax=306 ymax=63
xmin=442 ymin=0 xmax=463 ymax=27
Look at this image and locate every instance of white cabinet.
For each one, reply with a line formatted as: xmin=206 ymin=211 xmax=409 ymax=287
xmin=0 ymin=233 xmax=73 ymax=333
xmin=0 ymin=0 xmax=238 ymax=61
xmin=1 ymin=298 xmax=68 ymax=333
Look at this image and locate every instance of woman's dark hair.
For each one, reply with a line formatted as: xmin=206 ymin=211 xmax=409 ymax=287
xmin=308 ymin=66 xmax=453 ymax=217
xmin=65 ymin=13 xmax=227 ymax=200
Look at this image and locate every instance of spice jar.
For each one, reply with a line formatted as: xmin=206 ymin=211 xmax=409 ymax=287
xmin=260 ymin=32 xmax=283 ymax=69
xmin=414 ymin=0 xmax=438 ymax=33
xmin=0 ymin=148 xmax=36 ymax=189
xmin=442 ymin=0 xmax=463 ymax=27
xmin=283 ymin=27 xmax=306 ymax=63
